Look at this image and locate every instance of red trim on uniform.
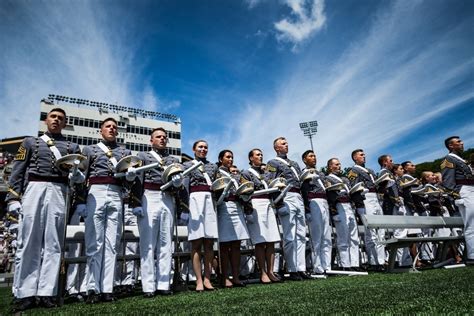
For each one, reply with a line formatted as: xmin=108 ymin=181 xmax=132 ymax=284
xmin=252 ymin=194 xmax=270 ymax=199
xmin=288 ymin=188 xmax=301 ymax=193
xmin=308 ymin=192 xmax=327 ymax=200
xmin=337 ymin=196 xmax=351 ymax=203
xmin=28 ymin=175 xmax=68 ymax=184
xmin=368 ymin=188 xmax=377 ymax=193
xmin=456 ymin=179 xmax=474 ymax=185
xmin=144 ymin=183 xmax=162 ymax=190
xmin=89 ymin=176 xmax=121 ymax=185
xmin=190 ymin=185 xmax=211 ymax=193
xmin=225 ymin=195 xmax=238 ymax=202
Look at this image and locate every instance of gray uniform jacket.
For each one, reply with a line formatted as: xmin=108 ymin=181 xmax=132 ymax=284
xmin=183 ymin=157 xmax=218 ymax=195
xmin=300 ymin=169 xmax=327 ymax=212
xmin=6 ymin=132 xmax=81 ymax=202
xmin=441 ymin=153 xmax=473 ymax=194
xmin=347 ymin=165 xmax=377 ymax=191
xmin=241 ymin=166 xmax=270 ymax=191
xmin=266 ymin=154 xmax=302 ymax=190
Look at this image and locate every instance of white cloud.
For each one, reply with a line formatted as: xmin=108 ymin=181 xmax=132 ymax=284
xmin=0 ymin=1 xmax=174 ymax=139
xmin=245 ymin=0 xmax=264 ymax=9
xmin=274 ymin=0 xmax=326 ymax=50
xmin=216 ymin=0 xmax=473 ymax=171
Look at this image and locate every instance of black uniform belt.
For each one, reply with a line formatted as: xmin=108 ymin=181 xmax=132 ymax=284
xmin=253 ymin=194 xmax=270 ymax=199
xmin=144 ymin=183 xmax=162 ymax=190
xmin=368 ymin=188 xmax=377 ymax=193
xmin=308 ymin=192 xmax=327 ymax=200
xmin=28 ymin=175 xmax=68 ymax=184
xmin=288 ymin=188 xmax=301 ymax=194
xmin=89 ymin=176 xmax=121 ymax=185
xmin=190 ymin=185 xmax=211 ymax=193
xmin=456 ymin=179 xmax=474 ymax=185
xmin=337 ymin=196 xmax=351 ymax=203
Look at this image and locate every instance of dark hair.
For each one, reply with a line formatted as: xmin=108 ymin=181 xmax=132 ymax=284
xmin=377 ymin=154 xmax=389 ymax=167
xmin=401 ymin=161 xmax=412 ymax=169
xmin=151 ymin=127 xmax=167 ymax=136
xmin=391 ymin=164 xmax=401 ymax=173
xmin=192 ymin=139 xmax=208 ymax=150
xmin=327 ymin=157 xmax=338 ymax=168
xmin=248 ymin=148 xmax=261 ymax=160
xmin=217 ymin=149 xmax=233 ymax=167
xmin=351 ymin=149 xmax=363 ymax=161
xmin=48 ymin=107 xmax=66 ymax=117
xmin=444 ymin=136 xmax=459 ymax=150
xmin=301 ymin=150 xmax=314 ymax=161
xmin=100 ymin=117 xmax=118 ymax=127
xmin=273 ymin=136 xmax=286 ymax=147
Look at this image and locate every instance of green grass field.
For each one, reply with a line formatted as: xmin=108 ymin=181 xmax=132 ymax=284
xmin=1 ymin=267 xmax=473 ymax=315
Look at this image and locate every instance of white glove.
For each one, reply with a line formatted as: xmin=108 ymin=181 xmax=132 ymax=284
xmin=332 ymin=214 xmax=341 ymax=222
xmin=8 ymin=201 xmax=22 ymax=217
xmin=171 ymin=173 xmax=183 ymax=188
xmin=75 ymin=204 xmax=87 ymax=218
xmin=305 ymin=213 xmax=312 ymax=223
xmin=179 ymin=212 xmax=189 ymax=225
xmin=245 ymin=214 xmax=255 ymax=224
xmin=132 ymin=207 xmax=144 ymax=217
xmin=125 ymin=167 xmax=137 ymax=182
xmin=454 ymin=199 xmax=464 ymax=207
xmin=356 ymin=208 xmax=365 ymax=216
xmin=361 ymin=189 xmax=369 ymax=196
xmin=386 ymin=179 xmax=395 ymax=188
xmin=69 ymin=170 xmax=85 ymax=184
xmin=277 ymin=206 xmax=290 ymax=216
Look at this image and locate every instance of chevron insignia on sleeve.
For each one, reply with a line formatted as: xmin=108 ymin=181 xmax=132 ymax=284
xmin=440 ymin=159 xmax=454 ymax=169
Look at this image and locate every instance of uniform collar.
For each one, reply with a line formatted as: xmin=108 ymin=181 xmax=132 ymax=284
xmin=153 ymin=148 xmax=168 ymax=156
xmin=195 ymin=156 xmax=209 ymax=164
xmin=45 ymin=131 xmax=63 ymax=139
xmin=101 ymin=140 xmax=118 ymax=148
xmin=277 ymin=153 xmax=287 ymax=159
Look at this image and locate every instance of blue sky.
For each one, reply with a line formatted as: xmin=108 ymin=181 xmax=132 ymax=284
xmin=0 ymin=0 xmax=473 ymax=170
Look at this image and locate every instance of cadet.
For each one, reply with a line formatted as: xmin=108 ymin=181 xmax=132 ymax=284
xmin=300 ymin=150 xmax=332 ymax=275
xmin=326 ymin=158 xmax=360 ymax=270
xmin=77 ymin=117 xmax=140 ymax=303
xmin=7 ymin=108 xmax=82 ymax=311
xmin=266 ymin=137 xmax=308 ymax=280
xmin=347 ymin=149 xmax=385 ymax=270
xmin=441 ymin=136 xmax=474 ymax=264
xmin=135 ymin=127 xmax=184 ymax=297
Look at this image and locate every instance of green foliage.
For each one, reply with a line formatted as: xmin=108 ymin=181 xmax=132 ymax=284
xmin=2 ymin=267 xmax=473 ymax=315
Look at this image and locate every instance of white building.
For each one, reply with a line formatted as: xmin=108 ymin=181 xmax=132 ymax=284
xmin=39 ymin=95 xmax=182 ymax=158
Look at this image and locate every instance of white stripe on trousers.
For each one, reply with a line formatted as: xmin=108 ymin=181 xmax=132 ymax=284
xmin=308 ymin=198 xmax=332 ymax=273
xmin=333 ymin=203 xmax=360 ymax=268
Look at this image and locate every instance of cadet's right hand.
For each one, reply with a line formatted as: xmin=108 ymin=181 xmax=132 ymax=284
xmin=277 ymin=206 xmax=290 ymax=217
xmin=332 ymin=214 xmax=341 ymax=222
xmin=75 ymin=204 xmax=87 ymax=218
xmin=245 ymin=214 xmax=255 ymax=224
xmin=7 ymin=201 xmax=22 ymax=217
xmin=305 ymin=213 xmax=312 ymax=223
xmin=132 ymin=207 xmax=144 ymax=217
xmin=179 ymin=212 xmax=190 ymax=225
xmin=125 ymin=167 xmax=137 ymax=182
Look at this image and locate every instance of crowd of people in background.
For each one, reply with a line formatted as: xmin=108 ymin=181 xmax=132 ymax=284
xmin=3 ymin=107 xmax=473 ymax=312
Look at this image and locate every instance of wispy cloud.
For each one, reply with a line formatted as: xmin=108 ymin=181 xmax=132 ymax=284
xmin=274 ymin=0 xmax=326 ymax=51
xmin=219 ymin=0 xmax=473 ymax=170
xmin=0 ymin=0 xmax=172 ymax=139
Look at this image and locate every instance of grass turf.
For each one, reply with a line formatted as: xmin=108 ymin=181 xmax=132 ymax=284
xmin=1 ymin=267 xmax=473 ymax=315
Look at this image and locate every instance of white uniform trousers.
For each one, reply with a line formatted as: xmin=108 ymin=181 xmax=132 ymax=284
xmin=456 ymin=185 xmax=474 ymax=259
xmin=85 ymin=184 xmax=123 ymax=294
xmin=392 ymin=205 xmax=411 ymax=266
xmin=359 ymin=193 xmax=386 ymax=265
xmin=419 ymin=211 xmax=434 ymax=260
xmin=13 ymin=181 xmax=67 ymax=298
xmin=115 ymin=206 xmax=139 ymax=287
xmin=138 ymin=190 xmax=176 ymax=293
xmin=308 ymin=198 xmax=332 ymax=273
xmin=247 ymin=198 xmax=280 ymax=244
xmin=333 ymin=203 xmax=360 ymax=268
xmin=66 ymin=210 xmax=88 ymax=294
xmin=188 ymin=191 xmax=218 ymax=241
xmin=277 ymin=192 xmax=306 ymax=272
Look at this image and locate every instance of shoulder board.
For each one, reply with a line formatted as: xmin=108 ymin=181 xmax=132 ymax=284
xmin=440 ymin=159 xmax=454 ymax=169
xmin=266 ymin=164 xmax=277 ymax=172
xmin=14 ymin=145 xmax=26 ymax=161
xmin=347 ymin=170 xmax=357 ymax=180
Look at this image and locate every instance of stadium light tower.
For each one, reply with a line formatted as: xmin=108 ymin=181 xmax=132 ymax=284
xmin=299 ymin=120 xmax=318 ymax=151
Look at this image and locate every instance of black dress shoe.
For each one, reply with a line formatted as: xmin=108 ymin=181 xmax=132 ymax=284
xmin=86 ymin=292 xmax=101 ymax=304
xmin=299 ymin=272 xmax=312 ymax=280
xmin=231 ymin=281 xmax=246 ymax=287
xmin=156 ymin=289 xmax=173 ymax=296
xmin=143 ymin=292 xmax=155 ymax=298
xmin=287 ymin=272 xmax=302 ymax=281
xmin=12 ymin=297 xmax=36 ymax=312
xmin=39 ymin=296 xmax=57 ymax=308
xmin=101 ymin=293 xmax=117 ymax=302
